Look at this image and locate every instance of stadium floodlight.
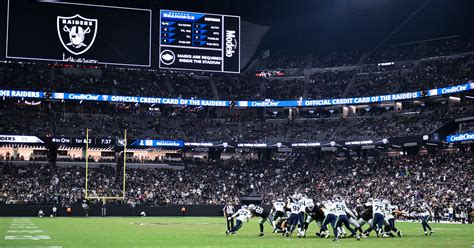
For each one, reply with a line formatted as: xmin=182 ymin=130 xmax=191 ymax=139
xmin=85 ymin=128 xmax=127 ymax=201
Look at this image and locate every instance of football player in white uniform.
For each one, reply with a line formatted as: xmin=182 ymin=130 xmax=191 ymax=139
xmin=320 ymin=200 xmax=337 ymax=238
xmin=419 ymin=202 xmax=434 ymax=236
xmin=270 ymin=198 xmax=287 ymax=233
xmin=285 ymin=197 xmax=300 ymax=237
xmin=296 ymin=196 xmax=312 ymax=237
xmin=226 ymin=205 xmax=253 ymax=236
xmin=372 ymin=198 xmax=386 ymax=237
xmin=383 ymin=200 xmax=402 ymax=237
xmin=332 ymin=195 xmax=361 ymax=241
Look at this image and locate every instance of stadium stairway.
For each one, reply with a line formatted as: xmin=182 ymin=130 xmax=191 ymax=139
xmin=301 ymin=69 xmax=312 ymax=98
xmin=210 ymin=80 xmax=219 ymax=100
xmin=162 ymin=73 xmax=175 ymax=96
xmin=341 ymin=52 xmax=366 ymax=98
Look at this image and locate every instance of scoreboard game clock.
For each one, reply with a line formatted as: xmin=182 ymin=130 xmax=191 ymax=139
xmin=159 ymin=10 xmax=240 ymax=73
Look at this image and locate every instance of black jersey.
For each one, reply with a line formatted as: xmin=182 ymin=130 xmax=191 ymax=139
xmin=357 ymin=204 xmax=373 ymax=221
xmin=252 ymin=205 xmax=269 ymax=218
xmin=306 ymin=206 xmax=325 ymax=220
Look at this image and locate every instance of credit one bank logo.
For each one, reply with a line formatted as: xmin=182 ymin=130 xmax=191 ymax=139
xmin=446 ymin=132 xmax=474 ymax=142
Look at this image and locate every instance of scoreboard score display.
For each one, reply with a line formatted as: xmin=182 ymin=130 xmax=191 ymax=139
xmin=159 ymin=10 xmax=240 ymax=73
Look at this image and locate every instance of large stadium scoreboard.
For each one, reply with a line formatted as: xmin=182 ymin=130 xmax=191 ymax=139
xmin=6 ymin=0 xmax=152 ymax=67
xmin=159 ymin=10 xmax=240 ymax=73
xmin=4 ymin=1 xmax=241 ymax=73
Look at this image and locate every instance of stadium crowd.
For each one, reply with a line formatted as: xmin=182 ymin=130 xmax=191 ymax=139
xmin=1 ymin=38 xmax=472 ymax=103
xmin=0 ymin=152 xmax=472 ymax=221
xmin=259 ymin=36 xmax=473 ymax=69
xmin=0 ymin=98 xmax=472 ymax=142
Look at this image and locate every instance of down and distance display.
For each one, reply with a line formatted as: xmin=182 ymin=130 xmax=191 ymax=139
xmin=159 ymin=10 xmax=240 ymax=73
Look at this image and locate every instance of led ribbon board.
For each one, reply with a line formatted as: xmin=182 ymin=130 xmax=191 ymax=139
xmin=446 ymin=132 xmax=474 ymax=143
xmin=0 ymin=82 xmax=472 ymax=108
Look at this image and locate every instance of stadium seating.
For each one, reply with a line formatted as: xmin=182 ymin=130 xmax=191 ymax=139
xmin=0 ymin=152 xmax=471 ymax=218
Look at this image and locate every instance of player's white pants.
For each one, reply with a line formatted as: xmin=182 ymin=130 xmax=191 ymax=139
xmin=357 ymin=218 xmax=368 ymax=227
xmin=367 ymin=219 xmax=373 ymax=227
xmin=316 ymin=219 xmax=323 ymax=229
xmin=335 ymin=218 xmax=360 ymax=236
xmin=306 ymin=215 xmax=324 ymax=228
xmin=272 ymin=211 xmax=285 ymax=229
xmin=302 ymin=216 xmax=324 ymax=236
xmin=349 ymin=218 xmax=361 ymax=228
xmin=338 ymin=226 xmax=346 ymax=235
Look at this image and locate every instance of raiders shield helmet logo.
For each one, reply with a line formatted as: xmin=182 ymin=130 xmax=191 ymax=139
xmin=57 ymin=14 xmax=98 ymax=55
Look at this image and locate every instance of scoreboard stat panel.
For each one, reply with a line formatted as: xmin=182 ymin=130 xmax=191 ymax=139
xmin=159 ymin=10 xmax=240 ymax=73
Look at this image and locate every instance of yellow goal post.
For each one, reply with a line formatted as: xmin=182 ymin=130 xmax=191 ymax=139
xmin=84 ymin=128 xmax=127 ymax=200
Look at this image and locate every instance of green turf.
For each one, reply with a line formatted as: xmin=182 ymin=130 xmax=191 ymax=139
xmin=0 ymin=217 xmax=472 ymax=247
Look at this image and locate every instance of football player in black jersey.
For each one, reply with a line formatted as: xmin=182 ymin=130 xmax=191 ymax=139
xmin=303 ymin=202 xmax=326 ymax=237
xmin=248 ymin=204 xmax=271 ymax=236
xmin=355 ymin=202 xmax=373 ymax=236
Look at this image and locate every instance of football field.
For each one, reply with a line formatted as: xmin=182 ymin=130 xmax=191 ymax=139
xmin=0 ymin=217 xmax=472 ymax=247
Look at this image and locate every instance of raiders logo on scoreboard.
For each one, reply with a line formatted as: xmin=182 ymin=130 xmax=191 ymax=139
xmin=57 ymin=14 xmax=98 ymax=55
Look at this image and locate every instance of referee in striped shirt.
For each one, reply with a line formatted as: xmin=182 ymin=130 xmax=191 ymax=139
xmin=223 ymin=203 xmax=235 ymax=231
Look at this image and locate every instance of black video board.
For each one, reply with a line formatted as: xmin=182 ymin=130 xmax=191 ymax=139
xmin=6 ymin=0 xmax=151 ymax=67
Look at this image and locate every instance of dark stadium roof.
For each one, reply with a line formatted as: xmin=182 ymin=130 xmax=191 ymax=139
xmin=2 ymin=0 xmax=471 ymax=55
xmin=161 ymin=0 xmax=474 ymax=53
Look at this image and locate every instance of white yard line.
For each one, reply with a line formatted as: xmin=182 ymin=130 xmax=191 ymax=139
xmin=7 ymin=230 xmax=44 ymax=233
xmin=0 ymin=246 xmax=62 ymax=248
xmin=415 ymin=227 xmax=462 ymax=231
xmin=3 ymin=218 xmax=52 ymax=241
xmin=3 ymin=235 xmax=52 ymax=240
